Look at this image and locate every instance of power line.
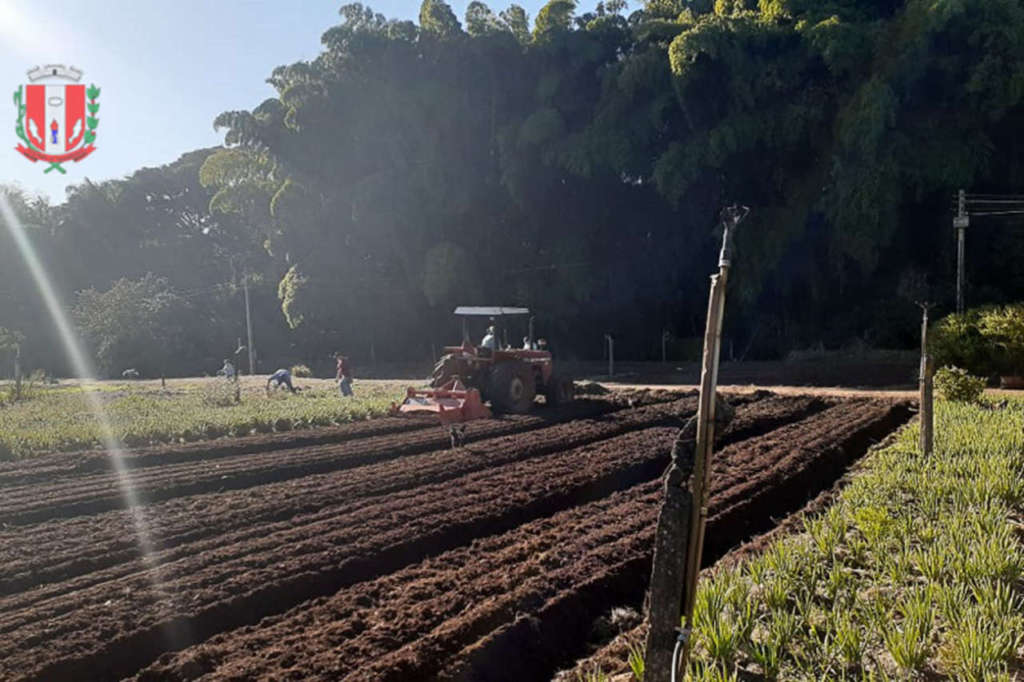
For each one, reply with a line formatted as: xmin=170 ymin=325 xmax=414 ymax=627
xmin=504 ymin=262 xmax=589 ymax=275
xmin=952 ymin=188 xmax=1024 ymax=315
xmin=967 ymin=210 xmax=1024 ymax=217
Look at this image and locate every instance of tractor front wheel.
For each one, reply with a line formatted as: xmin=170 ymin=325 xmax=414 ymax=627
xmin=488 ymin=362 xmax=536 ymax=413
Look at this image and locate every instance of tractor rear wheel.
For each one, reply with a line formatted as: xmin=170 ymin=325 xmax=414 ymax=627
xmin=488 ymin=361 xmax=536 ymax=413
xmin=545 ymin=375 xmax=575 ymax=406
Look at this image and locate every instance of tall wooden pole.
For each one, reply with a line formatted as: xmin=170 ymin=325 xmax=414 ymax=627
xmin=243 ymin=274 xmax=256 ymax=376
xmin=681 ymin=209 xmax=743 ymax=631
xmin=643 ymin=206 xmax=747 ymax=682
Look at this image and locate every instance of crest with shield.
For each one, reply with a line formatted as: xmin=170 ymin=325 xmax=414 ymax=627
xmin=13 ymin=64 xmax=100 ymax=174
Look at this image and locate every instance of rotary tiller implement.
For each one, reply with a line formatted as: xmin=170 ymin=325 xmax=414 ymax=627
xmin=391 ymin=378 xmax=492 ymax=424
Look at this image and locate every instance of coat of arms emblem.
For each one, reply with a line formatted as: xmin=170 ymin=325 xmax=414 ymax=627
xmin=13 ymin=64 xmax=100 ymax=174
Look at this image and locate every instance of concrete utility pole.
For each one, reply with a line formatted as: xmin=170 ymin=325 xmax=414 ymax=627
xmin=954 ymin=189 xmax=968 ymax=315
xmin=643 ymin=205 xmax=748 ymax=682
xmin=243 ymin=274 xmax=256 ymax=376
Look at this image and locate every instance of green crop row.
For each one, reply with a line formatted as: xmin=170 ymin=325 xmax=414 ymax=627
xmin=0 ymin=379 xmax=406 ymax=459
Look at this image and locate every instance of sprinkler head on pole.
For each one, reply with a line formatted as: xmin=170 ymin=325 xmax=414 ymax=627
xmin=718 ymin=204 xmax=749 ymax=267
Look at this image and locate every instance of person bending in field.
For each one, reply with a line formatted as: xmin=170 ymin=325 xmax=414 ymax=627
xmin=266 ymin=368 xmax=297 ymax=394
xmin=335 ymin=352 xmax=354 ymax=397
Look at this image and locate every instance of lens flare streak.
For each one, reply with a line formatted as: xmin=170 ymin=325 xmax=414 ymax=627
xmin=0 ymin=194 xmax=190 ymax=650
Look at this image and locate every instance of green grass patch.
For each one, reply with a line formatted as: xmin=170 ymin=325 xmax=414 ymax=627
xmin=0 ymin=378 xmax=406 ymax=459
xmin=627 ymin=399 xmax=1024 ymax=680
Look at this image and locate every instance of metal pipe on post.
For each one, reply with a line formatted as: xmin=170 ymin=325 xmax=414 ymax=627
xmin=243 ymin=274 xmax=256 ymax=376
xmin=680 ymin=206 xmax=746 ymax=655
xmin=643 ymin=206 xmax=748 ymax=682
xmin=605 ymin=334 xmax=614 ymax=378
xmin=919 ymin=305 xmax=934 ymax=457
xmin=955 ymin=190 xmax=968 ymax=315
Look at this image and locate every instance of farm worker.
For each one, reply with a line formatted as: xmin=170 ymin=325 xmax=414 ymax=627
xmin=219 ymin=359 xmax=236 ymax=380
xmin=522 ymin=336 xmax=535 ymax=350
xmin=267 ymin=368 xmax=297 ymax=394
xmin=335 ymin=353 xmax=354 ymax=397
xmin=481 ymin=326 xmax=497 ymax=351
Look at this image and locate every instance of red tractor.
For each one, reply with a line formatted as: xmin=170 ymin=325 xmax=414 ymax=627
xmin=395 ymin=307 xmax=574 ymax=422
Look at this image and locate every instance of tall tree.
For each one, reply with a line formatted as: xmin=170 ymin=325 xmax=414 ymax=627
xmin=420 ymin=0 xmax=463 ymax=37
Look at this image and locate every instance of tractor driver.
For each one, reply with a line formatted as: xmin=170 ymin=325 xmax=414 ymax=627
xmin=480 ymin=326 xmax=497 ymax=352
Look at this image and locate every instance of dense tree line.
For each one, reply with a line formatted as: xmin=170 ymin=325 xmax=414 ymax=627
xmin=4 ymin=0 xmax=1024 ymax=377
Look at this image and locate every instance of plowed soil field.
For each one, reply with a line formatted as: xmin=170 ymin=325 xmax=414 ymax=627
xmin=0 ymin=391 xmax=912 ymax=681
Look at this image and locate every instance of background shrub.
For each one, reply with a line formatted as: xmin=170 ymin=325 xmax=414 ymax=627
xmin=934 ymin=366 xmax=986 ymax=403
xmin=930 ymin=310 xmax=991 ymax=377
xmin=977 ymin=305 xmax=1024 ymax=376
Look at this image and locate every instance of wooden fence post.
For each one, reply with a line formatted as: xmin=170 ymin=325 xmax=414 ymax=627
xmin=642 ymin=419 xmax=699 ymax=680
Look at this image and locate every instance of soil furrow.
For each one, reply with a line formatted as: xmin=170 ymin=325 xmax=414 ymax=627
xmin=0 ymin=394 xmax=819 ymax=599
xmin=132 ymin=482 xmax=663 ymax=682
xmin=437 ymin=401 xmax=913 ymax=682
xmin=0 ymin=395 xmax=705 ymax=596
xmin=0 ymin=397 xmax=642 ymax=525
xmin=0 ymin=391 xmax=681 ymax=490
xmin=0 ymin=425 xmax=682 ymax=682
xmin=126 ymin=400 xmax=911 ymax=682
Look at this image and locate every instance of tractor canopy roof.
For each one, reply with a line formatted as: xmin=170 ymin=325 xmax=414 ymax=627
xmin=453 ymin=306 xmax=530 ymax=317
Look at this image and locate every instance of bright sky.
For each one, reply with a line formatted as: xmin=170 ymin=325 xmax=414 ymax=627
xmin=0 ymin=0 xmax=556 ymax=204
